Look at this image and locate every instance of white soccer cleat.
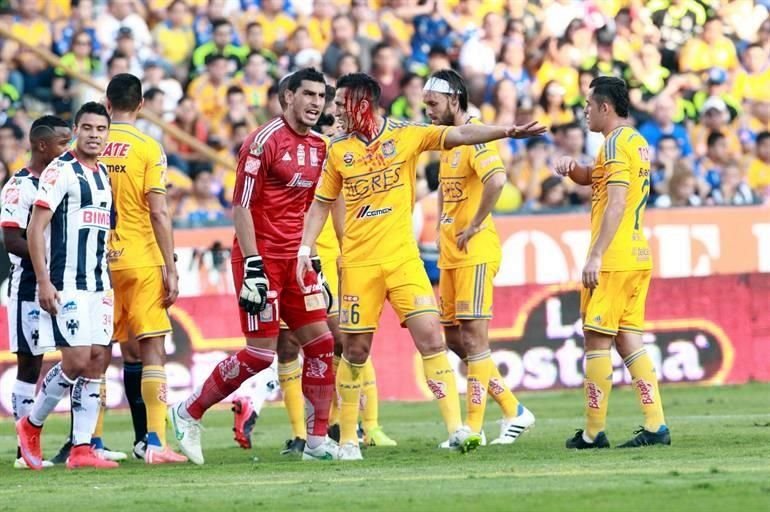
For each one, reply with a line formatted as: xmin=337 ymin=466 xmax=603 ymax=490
xmin=449 ymin=426 xmax=482 ymax=453
xmin=338 ymin=441 xmax=363 ymax=461
xmin=489 ymin=405 xmax=536 ymax=445
xmin=95 ymin=448 xmax=128 ymax=461
xmin=133 ymin=438 xmax=148 ymax=460
xmin=302 ymin=438 xmax=339 ymax=461
xmin=14 ymin=457 xmax=53 ymax=469
xmin=168 ymin=403 xmax=205 ymax=465
xmin=439 ymin=429 xmax=486 ymax=449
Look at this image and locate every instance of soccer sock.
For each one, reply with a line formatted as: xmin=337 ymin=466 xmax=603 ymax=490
xmin=250 ymin=359 xmax=278 ymax=416
xmin=624 ymin=348 xmax=666 ymax=432
xmin=487 ymin=359 xmax=521 ymax=418
xmin=185 ymin=347 xmax=275 ymax=420
xmin=12 ymin=380 xmax=36 ymax=420
xmin=71 ymin=377 xmax=102 ymax=446
xmin=141 ymin=365 xmax=168 ymax=447
xmin=328 ymin=355 xmax=341 ymax=425
xmin=29 ymin=363 xmax=75 ymax=427
xmin=336 ymin=356 xmax=364 ymax=445
xmin=584 ymin=349 xmax=613 ymax=441
xmin=360 ymin=357 xmax=379 ymax=433
xmin=302 ymin=332 xmax=335 ymax=449
xmin=466 ymin=351 xmax=492 ymax=433
xmin=123 ymin=362 xmax=147 ymax=444
xmin=92 ymin=376 xmax=106 ymax=441
xmin=278 ymin=358 xmax=306 ymax=440
xmin=422 ymin=351 xmax=462 ymax=434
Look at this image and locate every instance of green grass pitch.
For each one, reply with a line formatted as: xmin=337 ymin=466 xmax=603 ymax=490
xmin=1 ymin=383 xmax=769 ymax=512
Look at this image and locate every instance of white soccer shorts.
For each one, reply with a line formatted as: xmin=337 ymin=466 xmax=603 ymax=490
xmin=7 ymin=297 xmax=53 ymax=356
xmin=39 ymin=289 xmax=114 ymax=348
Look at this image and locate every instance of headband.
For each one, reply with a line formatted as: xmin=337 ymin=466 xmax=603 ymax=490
xmin=423 ymin=77 xmax=457 ymax=94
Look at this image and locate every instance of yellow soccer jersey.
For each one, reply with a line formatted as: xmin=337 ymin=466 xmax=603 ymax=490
xmin=590 ymin=126 xmax=652 ymax=272
xmin=438 ymin=119 xmax=505 ymax=269
xmin=315 ymin=119 xmax=449 ymax=267
xmin=102 ymin=122 xmax=167 ymax=270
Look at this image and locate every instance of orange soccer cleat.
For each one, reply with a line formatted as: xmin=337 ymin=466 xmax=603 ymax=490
xmin=231 ymin=397 xmax=258 ymax=449
xmin=16 ymin=417 xmax=43 ymax=470
xmin=144 ymin=445 xmax=189 ymax=464
xmin=66 ymin=445 xmax=119 ymax=469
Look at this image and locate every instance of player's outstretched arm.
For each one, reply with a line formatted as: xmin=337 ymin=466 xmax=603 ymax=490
xmin=554 ymin=156 xmax=592 ymax=185
xmin=582 ymin=184 xmax=627 ymax=289
xmin=443 ymin=121 xmax=548 ymax=149
xmin=27 ymin=206 xmax=59 ymax=315
xmin=148 ymin=192 xmax=179 ymax=307
xmin=297 ymin=198 xmax=333 ymax=291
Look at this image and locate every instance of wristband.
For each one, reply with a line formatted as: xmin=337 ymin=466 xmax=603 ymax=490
xmin=298 ymin=245 xmax=312 ymax=257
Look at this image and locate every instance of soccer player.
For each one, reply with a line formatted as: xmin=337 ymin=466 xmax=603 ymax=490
xmin=101 ymin=73 xmax=186 ymax=463
xmin=16 ymin=102 xmax=118 ymax=470
xmin=422 ymin=69 xmax=536 ymax=447
xmin=1 ymin=115 xmax=71 ymax=469
xmin=554 ymin=76 xmax=670 ymax=449
xmin=297 ymin=73 xmax=546 ymax=459
xmin=169 ymin=68 xmax=338 ymax=464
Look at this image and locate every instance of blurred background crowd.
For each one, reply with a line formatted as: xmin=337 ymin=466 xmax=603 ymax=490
xmin=1 ymin=0 xmax=770 ymax=229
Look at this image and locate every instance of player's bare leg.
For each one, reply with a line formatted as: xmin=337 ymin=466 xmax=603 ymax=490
xmin=566 ymin=330 xmax=613 ymax=449
xmin=276 ymin=330 xmax=306 ymax=455
xmin=614 ymin=332 xmax=669 ymax=447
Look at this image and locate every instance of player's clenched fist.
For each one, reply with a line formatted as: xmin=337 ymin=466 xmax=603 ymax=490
xmin=239 ymin=255 xmax=269 ymax=314
xmin=553 ymin=156 xmax=577 ymax=177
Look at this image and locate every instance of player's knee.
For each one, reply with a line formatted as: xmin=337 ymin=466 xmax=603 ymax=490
xmin=443 ymin=327 xmax=466 ymax=358
xmin=414 ymin=332 xmax=446 ymax=357
xmin=87 ymin=346 xmax=109 ymax=377
xmin=342 ymin=335 xmax=370 ymax=364
xmin=277 ymin=335 xmax=301 ymax=362
xmin=139 ymin=336 xmax=166 ymax=366
xmin=460 ymin=322 xmax=488 ymax=355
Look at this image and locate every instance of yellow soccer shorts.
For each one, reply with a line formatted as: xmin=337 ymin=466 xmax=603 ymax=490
xmin=339 ymin=256 xmax=439 ymax=333
xmin=439 ymin=261 xmax=499 ymax=326
xmin=580 ymin=270 xmax=652 ymax=336
xmin=112 ymin=266 xmax=172 ymax=343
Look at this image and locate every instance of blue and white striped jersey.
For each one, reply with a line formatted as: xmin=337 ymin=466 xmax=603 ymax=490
xmin=34 ymin=151 xmax=113 ymax=292
xmin=0 ymin=168 xmax=39 ymax=302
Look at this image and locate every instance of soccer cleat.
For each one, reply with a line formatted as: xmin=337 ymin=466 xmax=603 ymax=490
xmin=231 ymin=396 xmax=258 ymax=449
xmin=440 ymin=430 xmax=486 ymax=449
xmin=365 ymin=426 xmax=397 ymax=447
xmin=449 ymin=426 xmax=483 ymax=453
xmin=14 ymin=457 xmax=53 ymax=469
xmin=66 ymin=445 xmax=119 ymax=469
xmin=327 ymin=424 xmax=340 ymax=443
xmin=617 ymin=426 xmax=671 ymax=448
xmin=357 ymin=422 xmax=364 ymax=445
xmin=565 ymin=429 xmax=611 ymax=449
xmin=302 ymin=438 xmax=339 ymax=461
xmin=16 ymin=417 xmax=43 ymax=470
xmin=144 ymin=444 xmax=189 ymax=464
xmin=490 ymin=405 xmax=536 ymax=445
xmin=338 ymin=441 xmax=363 ymax=461
xmin=168 ymin=403 xmax=205 ymax=465
xmin=280 ymin=437 xmax=306 ymax=456
xmin=133 ymin=437 xmax=148 ymax=460
xmin=49 ymin=439 xmax=72 ymax=465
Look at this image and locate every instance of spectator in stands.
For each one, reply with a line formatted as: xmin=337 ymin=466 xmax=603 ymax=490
xmin=307 ymin=0 xmax=335 ymax=51
xmin=175 ymin=166 xmax=227 ymax=227
xmin=334 ymin=52 xmax=360 ymax=80
xmin=284 ymin=26 xmax=315 ymax=70
xmin=733 ymin=44 xmax=770 ymax=103
xmin=322 ymin=14 xmax=374 ymax=76
xmin=113 ymin=27 xmax=147 ymax=78
xmin=352 ymin=0 xmax=383 ymax=42
xmin=217 ymin=86 xmax=258 ymax=138
xmin=692 ymin=68 xmax=740 ymax=119
xmin=410 ymin=0 xmax=454 ymax=70
xmin=488 ymin=36 xmax=531 ymax=105
xmin=528 ymin=175 xmax=570 ymax=212
xmin=166 ymin=96 xmax=208 ymax=173
xmin=246 ymin=0 xmax=297 ymax=53
xmin=534 ymin=37 xmax=579 ymax=106
xmin=234 ymin=52 xmax=273 ymax=109
xmin=707 ymin=160 xmax=756 ymax=206
xmin=136 ymin=87 xmax=165 ymax=142
xmin=192 ymin=18 xmax=245 ymax=76
xmin=0 ymin=62 xmax=21 ymax=126
xmin=627 ymin=43 xmax=669 ymax=114
xmin=746 ymin=131 xmax=770 ymax=201
xmin=193 ymin=0 xmax=233 ymax=47
xmin=371 ymin=43 xmax=403 ymax=109
xmin=692 ymin=97 xmax=741 ymax=159
xmin=243 ymin=22 xmax=279 ymax=71
xmin=388 ymin=72 xmax=427 ymax=123
xmin=639 ymin=94 xmax=693 ymax=158
xmin=650 ymin=135 xmax=682 ymax=204
xmin=679 ymin=17 xmax=738 ymax=74
xmin=4 ymin=2 xmax=53 ymax=102
xmin=53 ymin=0 xmax=100 ymax=57
xmin=52 ymin=31 xmax=99 ymax=118
xmin=142 ymin=60 xmax=184 ymax=121
xmin=650 ymin=0 xmax=707 ymax=70
xmin=96 ymin=0 xmax=152 ymax=61
xmin=459 ymin=11 xmax=506 ymax=77
xmin=427 ymin=46 xmax=453 ymax=74
xmin=152 ymin=0 xmax=196 ymax=78
xmin=695 ymin=131 xmax=732 ymax=198
xmin=0 ymin=122 xmax=25 ymax=173
xmin=654 ymin=169 xmax=703 ymax=208
xmin=512 ymin=137 xmax=552 ymax=203
xmin=187 ymin=53 xmax=230 ymax=125
xmin=534 ymin=80 xmax=574 ymax=129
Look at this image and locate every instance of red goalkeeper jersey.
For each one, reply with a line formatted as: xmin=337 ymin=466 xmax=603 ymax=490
xmin=231 ymin=116 xmax=327 ymax=260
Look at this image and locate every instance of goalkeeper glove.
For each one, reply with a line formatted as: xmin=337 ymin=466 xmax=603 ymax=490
xmin=239 ymin=255 xmax=269 ymax=315
xmin=311 ymin=256 xmax=334 ymax=313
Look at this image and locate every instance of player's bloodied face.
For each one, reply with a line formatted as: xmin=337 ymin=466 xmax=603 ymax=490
xmin=288 ymin=79 xmax=326 ymax=128
xmin=423 ymin=90 xmax=454 ymax=126
xmin=75 ymin=113 xmax=109 ymax=157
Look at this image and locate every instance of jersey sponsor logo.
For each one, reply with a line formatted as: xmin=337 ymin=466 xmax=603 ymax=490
xmin=342 ymin=295 xmax=359 ymax=302
xmin=105 ymin=163 xmax=127 ymax=173
xmin=356 ymin=204 xmax=393 ymax=219
xmin=304 ymin=292 xmax=326 ymax=311
xmin=310 ymin=147 xmax=319 ymax=166
xmin=3 ymin=186 xmax=20 ymax=204
xmin=62 ymin=301 xmax=78 ymax=314
xmin=297 ymin=144 xmax=306 ymax=166
xmin=101 ymin=142 xmax=131 ymax=158
xmin=102 ymin=291 xmax=114 ymax=308
xmin=249 ymin=141 xmax=264 ymax=156
xmin=107 ymin=248 xmax=123 ymax=261
xmin=41 ymin=168 xmax=60 ymax=185
xmin=488 ymin=377 xmax=505 ymax=396
xmin=344 ymin=166 xmax=402 ymax=201
xmin=635 ymin=379 xmax=656 ymax=404
xmin=244 ymin=157 xmax=260 ymax=175
xmin=468 ymin=377 xmax=484 ymax=405
xmin=426 ymin=379 xmax=446 ymax=399
xmin=479 ymin=156 xmax=499 ymax=168
xmin=282 ymin=151 xmax=292 ymax=162
xmin=287 ymin=173 xmax=314 ymax=188
xmin=381 ymin=139 xmax=396 ymax=157
xmin=440 ymin=213 xmax=454 ymax=225
xmin=343 ymin=152 xmax=354 ymax=166
xmin=456 ymin=301 xmax=470 ymax=313
xmin=81 ymin=207 xmax=112 ymax=230
xmin=27 ymin=309 xmax=40 ymax=321
xmin=441 ymin=179 xmax=466 ymax=201
xmin=414 ymin=295 xmax=435 ymax=307
xmin=586 ymin=381 xmax=604 ymax=409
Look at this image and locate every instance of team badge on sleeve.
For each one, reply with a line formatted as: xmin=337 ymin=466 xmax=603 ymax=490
xmin=249 ymin=141 xmax=264 ymax=156
xmin=3 ymin=186 xmax=19 ymax=204
xmin=244 ymin=157 xmax=261 ymax=175
xmin=41 ymin=167 xmax=60 ymax=185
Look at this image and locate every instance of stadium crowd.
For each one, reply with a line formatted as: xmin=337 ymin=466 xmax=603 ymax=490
xmin=1 ymin=0 xmax=770 ymax=226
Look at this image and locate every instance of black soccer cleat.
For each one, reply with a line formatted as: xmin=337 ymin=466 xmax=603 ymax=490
xmin=280 ymin=437 xmax=306 ymax=456
xmin=327 ymin=423 xmax=341 ymax=443
xmin=617 ymin=426 xmax=671 ymax=448
xmin=566 ymin=430 xmax=610 ymax=449
xmin=49 ymin=439 xmax=73 ymax=464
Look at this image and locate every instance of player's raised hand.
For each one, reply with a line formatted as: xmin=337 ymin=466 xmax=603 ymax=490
xmin=554 ymin=155 xmax=577 ymax=177
xmin=311 ymin=256 xmax=334 ymax=313
xmin=163 ymin=268 xmax=179 ymax=308
xmin=240 ymin=255 xmax=269 ymax=314
xmin=38 ymin=279 xmax=60 ymax=316
xmin=505 ymin=121 xmax=548 ymax=139
xmin=456 ymin=224 xmax=481 ymax=253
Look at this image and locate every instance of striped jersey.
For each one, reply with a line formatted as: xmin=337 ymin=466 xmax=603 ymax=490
xmin=0 ymin=168 xmax=39 ymax=301
xmin=34 ymin=151 xmax=113 ymax=292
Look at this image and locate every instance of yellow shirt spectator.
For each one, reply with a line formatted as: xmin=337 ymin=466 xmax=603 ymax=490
xmin=248 ymin=12 xmax=297 ymax=51
xmin=746 ymin=158 xmax=770 ymax=190
xmin=187 ymin=74 xmax=229 ymax=126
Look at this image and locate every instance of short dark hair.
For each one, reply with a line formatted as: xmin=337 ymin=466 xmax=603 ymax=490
xmin=324 ymin=84 xmax=335 ymax=107
xmin=29 ymin=115 xmax=69 ymax=143
xmin=337 ymin=73 xmax=381 ymax=105
xmin=205 ymin=52 xmax=227 ymax=66
xmin=226 ymin=85 xmax=245 ymax=97
xmin=657 ymin=134 xmax=678 ymax=149
xmin=107 ymin=51 xmax=128 ymax=70
xmin=0 ymin=122 xmax=24 ymax=141
xmin=211 ymin=18 xmax=231 ymax=31
xmin=143 ymin=87 xmax=164 ymax=101
xmin=107 ymin=73 xmax=143 ymax=111
xmin=707 ymin=131 xmax=725 ymax=148
xmin=287 ymin=67 xmax=326 ymax=92
xmin=589 ymin=76 xmax=629 ymax=118
xmin=757 ymin=131 xmax=770 ymax=145
xmin=371 ymin=42 xmax=392 ymax=60
xmin=246 ymin=21 xmax=262 ymax=32
xmin=428 ymin=68 xmax=469 ymax=111
xmin=74 ymin=102 xmax=110 ymax=126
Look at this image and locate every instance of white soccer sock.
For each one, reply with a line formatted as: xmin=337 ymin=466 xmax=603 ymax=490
xmin=29 ymin=363 xmax=75 ymax=427
xmin=306 ymin=434 xmax=325 ymax=450
xmin=71 ymin=377 xmax=102 ymax=446
xmin=250 ymin=360 xmax=279 ymax=415
xmin=12 ymin=380 xmax=37 ymax=420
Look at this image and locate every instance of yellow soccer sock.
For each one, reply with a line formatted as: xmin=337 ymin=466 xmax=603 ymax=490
xmin=278 ymin=359 xmax=307 ymax=440
xmin=624 ymin=348 xmax=666 ymax=432
xmin=466 ymin=351 xmax=492 ymax=433
xmin=141 ymin=365 xmax=168 ymax=446
xmin=93 ymin=376 xmax=106 ymax=439
xmin=336 ymin=356 xmax=364 ymax=444
xmin=422 ymin=351 xmax=462 ymax=434
xmin=487 ymin=358 xmax=521 ymax=418
xmin=360 ymin=357 xmax=379 ymax=433
xmin=329 ymin=355 xmax=341 ymax=425
xmin=584 ymin=349 xmax=613 ymax=440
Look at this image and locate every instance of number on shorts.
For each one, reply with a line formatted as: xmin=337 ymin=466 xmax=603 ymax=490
xmin=350 ymin=303 xmax=360 ymax=325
